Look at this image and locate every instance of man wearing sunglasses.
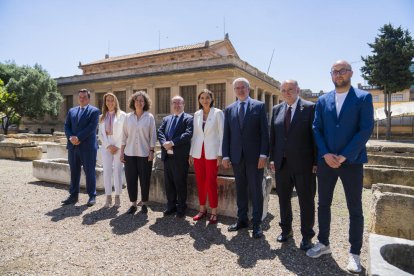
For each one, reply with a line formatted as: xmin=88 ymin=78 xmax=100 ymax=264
xmin=307 ymin=60 xmax=374 ymax=273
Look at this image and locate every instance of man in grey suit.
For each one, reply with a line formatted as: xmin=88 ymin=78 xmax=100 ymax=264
xmin=269 ymin=80 xmax=316 ymax=250
xmin=222 ymin=77 xmax=269 ymax=239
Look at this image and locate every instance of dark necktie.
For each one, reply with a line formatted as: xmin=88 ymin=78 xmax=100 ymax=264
xmin=285 ymin=106 xmax=292 ymax=133
xmin=238 ymin=102 xmax=245 ymax=129
xmin=168 ymin=115 xmax=178 ymax=139
xmin=78 ymin=107 xmax=85 ymax=122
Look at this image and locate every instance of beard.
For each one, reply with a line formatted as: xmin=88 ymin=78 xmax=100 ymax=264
xmin=334 ymin=78 xmax=351 ymax=88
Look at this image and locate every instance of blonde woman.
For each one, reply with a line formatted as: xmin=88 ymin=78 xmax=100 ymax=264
xmin=121 ymin=91 xmax=156 ymax=214
xmin=98 ymin=93 xmax=126 ymax=207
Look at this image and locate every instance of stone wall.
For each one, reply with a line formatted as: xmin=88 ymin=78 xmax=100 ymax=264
xmin=370 ymin=183 xmax=414 ymax=240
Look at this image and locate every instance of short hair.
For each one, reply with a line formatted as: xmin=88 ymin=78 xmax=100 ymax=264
xmin=171 ymin=95 xmax=185 ymax=104
xmin=232 ymin=77 xmax=250 ymax=89
xmin=128 ymin=91 xmax=151 ymax=111
xmin=281 ymin=80 xmax=299 ymax=87
xmin=197 ymin=89 xmax=215 ymax=109
xmin=78 ymin=88 xmax=91 ymax=99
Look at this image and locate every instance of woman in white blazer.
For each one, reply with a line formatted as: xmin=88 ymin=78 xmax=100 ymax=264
xmin=98 ymin=93 xmax=126 ymax=208
xmin=189 ymin=89 xmax=224 ymax=224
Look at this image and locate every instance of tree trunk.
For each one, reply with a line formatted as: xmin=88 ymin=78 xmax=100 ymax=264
xmin=386 ymin=89 xmax=392 ymax=140
xmin=1 ymin=116 xmax=9 ymax=135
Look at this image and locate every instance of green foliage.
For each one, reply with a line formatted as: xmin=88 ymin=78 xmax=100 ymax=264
xmin=361 ymin=23 xmax=414 ymax=93
xmin=0 ymin=61 xmax=63 ymax=123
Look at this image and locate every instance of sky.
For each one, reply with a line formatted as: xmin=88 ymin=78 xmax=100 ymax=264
xmin=0 ymin=0 xmax=413 ymax=93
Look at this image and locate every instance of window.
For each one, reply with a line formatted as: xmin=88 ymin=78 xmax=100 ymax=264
xmin=180 ymin=85 xmax=197 ymax=113
xmin=114 ymin=91 xmax=126 ymax=111
xmin=372 ymin=95 xmax=380 ymax=102
xmin=391 ymin=94 xmax=404 ymax=101
xmin=156 ymin=87 xmax=171 ymax=114
xmin=207 ymin=83 xmax=225 ymax=110
xmin=65 ymin=95 xmax=73 ymax=114
xmin=249 ymin=88 xmax=255 ymax=99
xmin=95 ymin=92 xmax=106 ymax=112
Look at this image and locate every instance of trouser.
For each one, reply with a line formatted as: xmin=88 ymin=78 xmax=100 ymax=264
xmin=275 ymin=158 xmax=316 ymax=239
xmin=232 ymin=156 xmax=264 ymax=225
xmin=164 ymin=154 xmax=189 ymax=212
xmin=68 ymin=146 xmax=97 ymax=198
xmin=124 ymin=155 xmax=152 ymax=203
xmin=317 ymin=161 xmax=364 ymax=255
xmin=193 ymin=145 xmax=218 ymax=208
xmin=100 ymin=137 xmax=123 ymax=195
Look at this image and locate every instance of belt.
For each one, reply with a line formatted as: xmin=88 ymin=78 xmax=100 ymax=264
xmin=106 ymin=132 xmax=113 ymax=135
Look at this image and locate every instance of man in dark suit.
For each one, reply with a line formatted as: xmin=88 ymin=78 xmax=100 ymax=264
xmin=157 ymin=96 xmax=193 ymax=218
xmin=269 ymin=80 xmax=316 ymax=251
xmin=62 ymin=88 xmax=100 ymax=206
xmin=306 ymin=60 xmax=374 ymax=274
xmin=222 ymin=77 xmax=269 ymax=239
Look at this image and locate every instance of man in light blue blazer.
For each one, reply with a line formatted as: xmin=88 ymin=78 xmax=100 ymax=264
xmin=306 ymin=60 xmax=374 ymax=274
xmin=62 ymin=89 xmax=100 ymax=207
xmin=222 ymin=77 xmax=269 ymax=239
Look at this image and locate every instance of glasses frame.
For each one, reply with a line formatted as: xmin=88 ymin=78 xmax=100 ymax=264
xmin=330 ymin=68 xmax=352 ymax=76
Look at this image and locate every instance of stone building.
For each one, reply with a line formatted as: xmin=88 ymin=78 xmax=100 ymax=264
xmin=22 ymin=36 xmax=281 ymax=132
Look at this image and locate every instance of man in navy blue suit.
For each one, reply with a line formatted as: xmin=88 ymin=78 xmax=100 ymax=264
xmin=62 ymin=89 xmax=100 ymax=207
xmin=222 ymin=77 xmax=269 ymax=239
xmin=306 ymin=60 xmax=374 ymax=274
xmin=158 ymin=96 xmax=193 ymax=218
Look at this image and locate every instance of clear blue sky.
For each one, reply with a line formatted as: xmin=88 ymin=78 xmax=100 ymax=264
xmin=0 ymin=0 xmax=413 ymax=93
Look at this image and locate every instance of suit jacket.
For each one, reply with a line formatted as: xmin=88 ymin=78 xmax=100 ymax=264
xmin=64 ymin=105 xmax=100 ymax=151
xmin=313 ymin=86 xmax=374 ymax=164
xmin=222 ymin=98 xmax=269 ymax=164
xmin=190 ymin=107 xmax=224 ymax=160
xmin=269 ymin=98 xmax=316 ymax=173
xmin=98 ymin=111 xmax=126 ymax=149
xmin=157 ymin=113 xmax=193 ymax=161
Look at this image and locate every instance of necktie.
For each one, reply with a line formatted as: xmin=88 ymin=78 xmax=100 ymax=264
xmin=168 ymin=115 xmax=178 ymax=139
xmin=78 ymin=107 xmax=85 ymax=122
xmin=285 ymin=106 xmax=292 ymax=133
xmin=238 ymin=102 xmax=245 ymax=129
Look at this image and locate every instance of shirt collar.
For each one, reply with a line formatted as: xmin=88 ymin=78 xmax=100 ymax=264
xmin=237 ymin=97 xmax=251 ymax=105
xmin=174 ymin=111 xmax=184 ymax=118
xmin=286 ymin=97 xmax=300 ymax=109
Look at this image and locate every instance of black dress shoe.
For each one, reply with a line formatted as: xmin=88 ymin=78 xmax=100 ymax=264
xmin=277 ymin=230 xmax=293 ymax=242
xmin=252 ymin=224 xmax=263 ymax=239
xmin=163 ymin=207 xmax=177 ymax=216
xmin=228 ymin=221 xmax=249 ymax=232
xmin=61 ymin=195 xmax=78 ymax=205
xmin=300 ymin=238 xmax=313 ymax=251
xmin=141 ymin=205 xmax=148 ymax=214
xmin=86 ymin=197 xmax=96 ymax=207
xmin=126 ymin=205 xmax=137 ymax=214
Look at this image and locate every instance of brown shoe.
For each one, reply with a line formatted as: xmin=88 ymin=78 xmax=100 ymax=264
xmin=103 ymin=195 xmax=112 ymax=208
xmin=114 ymin=195 xmax=121 ymax=207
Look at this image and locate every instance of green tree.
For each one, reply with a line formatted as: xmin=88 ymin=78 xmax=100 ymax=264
xmin=0 ymin=79 xmax=19 ymax=134
xmin=361 ymin=23 xmax=414 ymax=140
xmin=0 ymin=62 xmax=63 ymax=135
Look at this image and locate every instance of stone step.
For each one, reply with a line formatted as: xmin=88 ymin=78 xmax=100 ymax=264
xmin=363 ymin=165 xmax=414 ymax=189
xmin=368 ymin=153 xmax=414 ymax=168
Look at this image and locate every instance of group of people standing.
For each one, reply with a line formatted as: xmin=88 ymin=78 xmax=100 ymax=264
xmin=61 ymin=59 xmax=374 ymax=274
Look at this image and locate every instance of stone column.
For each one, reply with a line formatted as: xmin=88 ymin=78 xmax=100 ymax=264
xmin=225 ymin=79 xmax=235 ymax=107
xmin=253 ymin=86 xmax=258 ymax=100
xmin=147 ymin=84 xmax=155 ymax=114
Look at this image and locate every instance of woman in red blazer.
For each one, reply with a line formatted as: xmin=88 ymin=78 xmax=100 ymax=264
xmin=189 ymin=89 xmax=224 ymax=224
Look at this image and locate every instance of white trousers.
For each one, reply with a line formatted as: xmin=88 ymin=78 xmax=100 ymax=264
xmin=100 ymin=136 xmax=123 ymax=195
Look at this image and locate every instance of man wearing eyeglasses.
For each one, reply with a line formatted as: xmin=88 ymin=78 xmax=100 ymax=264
xmin=306 ymin=60 xmax=374 ymax=274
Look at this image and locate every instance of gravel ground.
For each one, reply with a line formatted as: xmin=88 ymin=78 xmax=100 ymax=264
xmin=0 ymin=157 xmax=371 ymax=275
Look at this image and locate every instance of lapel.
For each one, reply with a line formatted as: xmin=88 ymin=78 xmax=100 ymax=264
xmin=327 ymin=91 xmax=337 ymax=123
xmin=337 ymin=86 xmax=356 ymax=121
xmin=289 ymin=98 xmax=303 ymax=131
xmin=276 ymin=104 xmax=287 ymax=136
xmin=232 ymin=103 xmax=240 ymax=131
xmin=76 ymin=105 xmax=88 ymax=125
xmin=169 ymin=113 xmax=183 ymax=137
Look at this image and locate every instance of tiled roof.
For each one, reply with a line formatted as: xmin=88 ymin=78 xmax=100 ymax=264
xmin=82 ymin=40 xmax=225 ymax=66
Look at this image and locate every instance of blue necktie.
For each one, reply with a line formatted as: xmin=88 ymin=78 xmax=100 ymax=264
xmin=78 ymin=107 xmax=85 ymax=122
xmin=238 ymin=102 xmax=245 ymax=129
xmin=168 ymin=115 xmax=178 ymax=139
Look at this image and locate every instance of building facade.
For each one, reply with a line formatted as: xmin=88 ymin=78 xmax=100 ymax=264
xmin=22 ymin=37 xmax=281 ymax=133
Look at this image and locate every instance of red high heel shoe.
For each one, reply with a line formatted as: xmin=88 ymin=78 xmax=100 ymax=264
xmin=193 ymin=211 xmax=207 ymax=221
xmin=208 ymin=214 xmax=218 ymax=224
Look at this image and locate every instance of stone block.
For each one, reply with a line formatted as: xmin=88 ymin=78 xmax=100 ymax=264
xmin=368 ymin=233 xmax=414 ymax=276
xmin=0 ymin=134 xmax=5 ymax=142
xmin=150 ymin=153 xmax=273 ymax=219
xmin=367 ymin=154 xmax=414 ymax=168
xmin=46 ymin=144 xmax=68 ymax=159
xmin=14 ymin=146 xmax=42 ymax=160
xmin=370 ymin=183 xmax=414 ymax=240
xmin=0 ymin=140 xmax=42 ymax=160
xmin=26 ymin=134 xmax=54 ymax=142
xmin=33 ymin=158 xmax=105 ymax=190
xmin=364 ymin=165 xmax=414 ymax=188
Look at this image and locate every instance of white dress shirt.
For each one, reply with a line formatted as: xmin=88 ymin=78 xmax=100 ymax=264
xmin=122 ymin=111 xmax=156 ymax=157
